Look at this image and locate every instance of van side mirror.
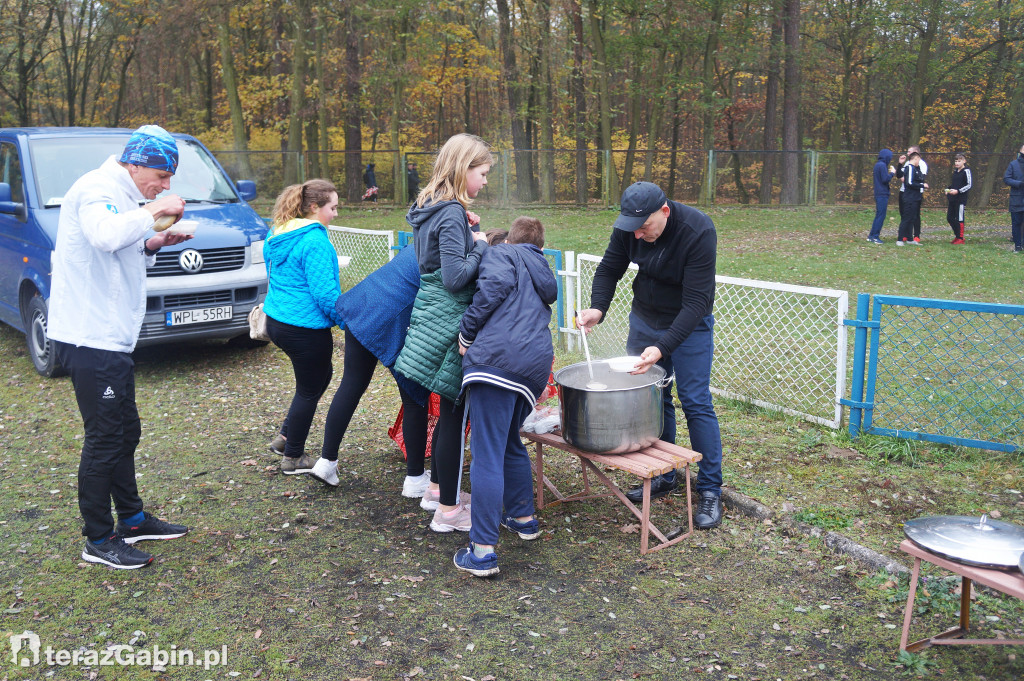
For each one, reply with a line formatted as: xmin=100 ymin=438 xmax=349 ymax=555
xmin=236 ymin=180 xmax=257 ymax=202
xmin=0 ymin=183 xmax=26 ymax=217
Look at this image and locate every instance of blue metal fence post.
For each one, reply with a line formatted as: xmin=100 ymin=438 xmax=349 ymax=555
xmin=847 ymin=293 xmax=870 ymax=438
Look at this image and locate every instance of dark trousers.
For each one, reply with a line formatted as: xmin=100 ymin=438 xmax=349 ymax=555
xmin=267 ymin=317 xmax=334 ymax=458
xmin=627 ymin=313 xmax=723 ymax=493
xmin=431 ymin=396 xmax=466 ymax=506
xmin=898 ymin=199 xmax=921 ymax=241
xmin=869 ymin=195 xmax=888 ymax=240
xmin=1011 ymin=210 xmax=1024 ymax=250
xmin=466 ymin=384 xmax=535 ymax=547
xmin=321 ymin=329 xmax=429 ymax=476
xmin=946 ymin=200 xmax=966 ymax=239
xmin=54 ymin=342 xmax=144 ymax=542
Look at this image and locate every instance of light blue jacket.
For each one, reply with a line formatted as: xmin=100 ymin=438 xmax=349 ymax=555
xmin=263 ymin=218 xmax=341 ymax=328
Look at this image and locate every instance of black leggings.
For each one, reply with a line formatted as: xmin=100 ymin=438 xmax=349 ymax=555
xmin=321 ymin=329 xmax=429 ymax=477
xmin=267 ymin=317 xmax=334 ymax=458
xmin=431 ymin=395 xmax=466 ymax=506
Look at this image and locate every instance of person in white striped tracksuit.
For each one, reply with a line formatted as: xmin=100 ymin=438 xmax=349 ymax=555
xmin=945 ymin=153 xmax=972 ymax=244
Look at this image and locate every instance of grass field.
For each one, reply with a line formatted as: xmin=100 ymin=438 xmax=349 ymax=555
xmin=1 ymin=206 xmax=1022 ymax=680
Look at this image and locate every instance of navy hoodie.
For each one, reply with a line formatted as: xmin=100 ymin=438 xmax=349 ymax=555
xmin=873 ymin=149 xmax=895 ymax=198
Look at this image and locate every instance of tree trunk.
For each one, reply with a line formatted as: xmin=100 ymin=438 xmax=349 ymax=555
xmin=908 ymin=0 xmax=943 ymax=145
xmin=588 ymin=0 xmax=618 ymax=203
xmin=285 ymin=0 xmax=308 ymax=186
xmin=780 ymin=0 xmax=801 ymax=205
xmin=538 ymin=0 xmax=555 ymax=203
xmin=620 ymin=85 xmax=642 ymax=192
xmin=343 ymin=3 xmax=363 ymax=203
xmin=495 ymin=0 xmax=535 ymax=202
xmin=978 ymin=73 xmax=1024 ymax=207
xmin=217 ymin=11 xmax=254 ymax=179
xmin=759 ymin=0 xmax=782 ymax=204
xmin=697 ymin=0 xmax=724 ymax=205
xmin=569 ymin=0 xmax=588 ymax=204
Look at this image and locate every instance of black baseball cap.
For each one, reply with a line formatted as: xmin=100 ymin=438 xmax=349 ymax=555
xmin=613 ymin=182 xmax=667 ymax=231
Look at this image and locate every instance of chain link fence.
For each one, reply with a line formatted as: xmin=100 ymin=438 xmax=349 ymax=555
xmin=326 ymin=226 xmax=395 ymax=292
xmin=570 ymin=254 xmax=849 ymax=427
xmin=859 ymin=296 xmax=1024 ymax=451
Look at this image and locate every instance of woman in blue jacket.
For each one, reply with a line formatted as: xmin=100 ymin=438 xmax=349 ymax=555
xmin=263 ymin=179 xmax=343 ymax=474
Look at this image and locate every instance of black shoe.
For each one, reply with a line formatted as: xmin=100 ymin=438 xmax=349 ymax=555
xmin=81 ymin=537 xmax=153 ymax=569
xmin=694 ymin=490 xmax=723 ymax=530
xmin=116 ymin=511 xmax=189 ymax=544
xmin=624 ymin=473 xmax=679 ymax=504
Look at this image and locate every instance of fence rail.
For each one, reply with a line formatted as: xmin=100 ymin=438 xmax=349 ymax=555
xmin=212 ymin=147 xmax=1021 ymax=210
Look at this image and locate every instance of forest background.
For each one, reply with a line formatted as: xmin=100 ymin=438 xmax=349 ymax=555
xmin=2 ymin=0 xmax=1024 ymax=208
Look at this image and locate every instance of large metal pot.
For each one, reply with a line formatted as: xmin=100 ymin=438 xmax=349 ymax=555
xmin=554 ymin=360 xmax=673 ymax=454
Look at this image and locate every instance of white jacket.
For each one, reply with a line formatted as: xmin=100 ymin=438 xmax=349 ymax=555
xmin=48 ymin=156 xmax=157 ymax=353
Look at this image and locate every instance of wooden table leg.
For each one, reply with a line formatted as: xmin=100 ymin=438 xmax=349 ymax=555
xmin=959 ymin=577 xmax=972 ymax=633
xmin=533 ymin=441 xmax=545 ymax=510
xmin=640 ymin=478 xmax=652 ymax=555
xmin=900 ymin=557 xmax=922 ymax=652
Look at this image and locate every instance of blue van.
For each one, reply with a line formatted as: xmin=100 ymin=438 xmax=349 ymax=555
xmin=0 ymin=127 xmax=269 ymax=376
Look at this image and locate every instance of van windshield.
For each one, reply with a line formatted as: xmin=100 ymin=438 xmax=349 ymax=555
xmin=29 ymin=136 xmax=240 ymax=207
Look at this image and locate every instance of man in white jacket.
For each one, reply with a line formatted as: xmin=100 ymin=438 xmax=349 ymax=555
xmin=48 ymin=125 xmax=193 ymax=569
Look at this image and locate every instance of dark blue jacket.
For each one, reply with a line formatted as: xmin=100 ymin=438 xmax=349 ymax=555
xmin=459 ymin=243 xmax=557 ymax=404
xmin=873 ymin=149 xmax=895 ymax=198
xmin=1004 ymin=153 xmax=1024 ymax=211
xmin=334 ymin=245 xmax=427 ymax=405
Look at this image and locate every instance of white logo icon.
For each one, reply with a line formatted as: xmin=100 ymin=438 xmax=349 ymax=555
xmin=102 ymin=386 xmax=115 ymax=399
xmin=9 ymin=631 xmax=40 ymax=667
xmin=178 ymin=249 xmax=204 ymax=274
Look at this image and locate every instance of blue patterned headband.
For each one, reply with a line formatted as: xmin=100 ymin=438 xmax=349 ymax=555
xmin=119 ymin=125 xmax=179 ymax=173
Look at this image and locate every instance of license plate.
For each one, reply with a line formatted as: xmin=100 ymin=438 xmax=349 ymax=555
xmin=165 ymin=305 xmax=233 ymax=326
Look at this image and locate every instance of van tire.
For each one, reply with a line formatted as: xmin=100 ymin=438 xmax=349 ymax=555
xmin=25 ymin=294 xmax=66 ymax=378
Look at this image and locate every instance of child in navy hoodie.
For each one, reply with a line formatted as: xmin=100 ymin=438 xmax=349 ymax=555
xmin=868 ymin=149 xmax=895 ymax=244
xmin=453 ymin=216 xmax=558 ymax=577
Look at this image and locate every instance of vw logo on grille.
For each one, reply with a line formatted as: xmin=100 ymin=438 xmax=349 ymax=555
xmin=179 ymin=249 xmax=204 ymax=273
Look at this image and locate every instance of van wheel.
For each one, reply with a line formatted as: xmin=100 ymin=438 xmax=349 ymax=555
xmin=226 ymin=333 xmax=269 ymax=349
xmin=25 ymin=294 xmax=66 ymax=378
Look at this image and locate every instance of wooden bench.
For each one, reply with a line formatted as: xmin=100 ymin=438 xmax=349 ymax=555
xmin=899 ymin=539 xmax=1024 ymax=652
xmin=521 ymin=430 xmax=702 ymax=555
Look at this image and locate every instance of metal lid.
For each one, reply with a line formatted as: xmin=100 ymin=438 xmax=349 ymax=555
xmin=904 ymin=515 xmax=1024 ymax=570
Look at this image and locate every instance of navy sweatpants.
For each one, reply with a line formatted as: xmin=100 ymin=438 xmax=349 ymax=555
xmin=466 ymin=383 xmax=536 ymax=547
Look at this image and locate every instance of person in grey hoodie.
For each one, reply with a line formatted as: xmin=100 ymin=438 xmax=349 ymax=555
xmin=1003 ymin=142 xmax=1024 ymax=252
xmin=868 ymin=149 xmax=895 ymax=244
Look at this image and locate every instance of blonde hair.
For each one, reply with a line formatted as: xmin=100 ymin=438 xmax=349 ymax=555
xmin=416 ymin=134 xmax=494 ymax=208
xmin=271 ymin=179 xmax=336 ymax=228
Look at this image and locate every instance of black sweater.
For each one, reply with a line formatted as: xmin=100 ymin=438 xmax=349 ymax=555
xmin=590 ymin=201 xmax=716 ymax=357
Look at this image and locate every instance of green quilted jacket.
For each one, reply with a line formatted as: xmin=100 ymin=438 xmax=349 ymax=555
xmin=394 ymin=271 xmax=475 ymax=402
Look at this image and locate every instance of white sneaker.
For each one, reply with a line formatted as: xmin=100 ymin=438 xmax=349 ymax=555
xmin=402 ymin=471 xmax=432 ymax=498
xmin=420 ymin=488 xmax=471 ymax=510
xmin=310 ymin=458 xmax=339 ymax=487
xmin=430 ymin=503 xmax=472 ymax=533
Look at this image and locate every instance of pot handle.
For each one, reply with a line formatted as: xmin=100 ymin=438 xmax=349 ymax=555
xmin=656 ymin=372 xmax=675 ymax=388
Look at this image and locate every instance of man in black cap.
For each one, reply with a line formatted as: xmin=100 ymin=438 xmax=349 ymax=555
xmin=578 ymin=181 xmax=723 ymax=529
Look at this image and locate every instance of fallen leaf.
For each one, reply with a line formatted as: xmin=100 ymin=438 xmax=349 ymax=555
xmin=620 ymin=523 xmax=640 ymax=534
xmin=254 ymin=629 xmax=262 ymax=639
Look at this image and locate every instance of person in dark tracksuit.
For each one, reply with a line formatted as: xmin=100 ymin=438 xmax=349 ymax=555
xmin=945 ymin=153 xmax=972 ymax=244
xmin=895 ymin=145 xmax=928 ymax=239
xmin=868 ymin=149 xmax=895 ymax=244
xmin=897 ymin=152 xmax=928 ymax=245
xmin=1003 ymin=143 xmax=1024 ymax=252
xmin=452 ymin=216 xmax=557 ymax=577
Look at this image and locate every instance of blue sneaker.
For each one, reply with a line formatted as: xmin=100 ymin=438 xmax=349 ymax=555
xmin=500 ymin=514 xmax=540 ymax=540
xmin=453 ymin=545 xmax=499 ymax=577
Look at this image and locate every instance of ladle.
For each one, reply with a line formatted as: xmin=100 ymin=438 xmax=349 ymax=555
xmin=577 ymin=313 xmax=606 ymax=390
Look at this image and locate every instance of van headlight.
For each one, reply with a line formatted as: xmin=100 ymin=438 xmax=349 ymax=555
xmin=251 ymin=240 xmax=265 ymax=265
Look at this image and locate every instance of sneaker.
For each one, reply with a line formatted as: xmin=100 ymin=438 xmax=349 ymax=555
xmin=453 ymin=544 xmax=499 ymax=577
xmin=82 ymin=536 xmax=153 ymax=569
xmin=869 ymin=237 xmax=884 ymax=245
xmin=896 ymin=239 xmax=905 ymax=246
xmin=624 ymin=473 xmax=679 ymax=504
xmin=912 ymin=237 xmax=921 ymax=244
xmin=269 ymin=433 xmax=286 ymax=456
xmin=116 ymin=511 xmax=188 ymax=544
xmin=501 ymin=514 xmax=540 ymax=540
xmin=419 ymin=488 xmax=470 ymax=511
xmin=310 ymin=457 xmax=339 ymax=486
xmin=430 ymin=503 xmax=472 ymax=533
xmin=281 ymin=452 xmax=316 ymax=475
xmin=402 ymin=471 xmax=431 ymax=498
xmin=952 ymin=238 xmax=965 ymax=245
xmin=694 ymin=490 xmax=723 ymax=530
